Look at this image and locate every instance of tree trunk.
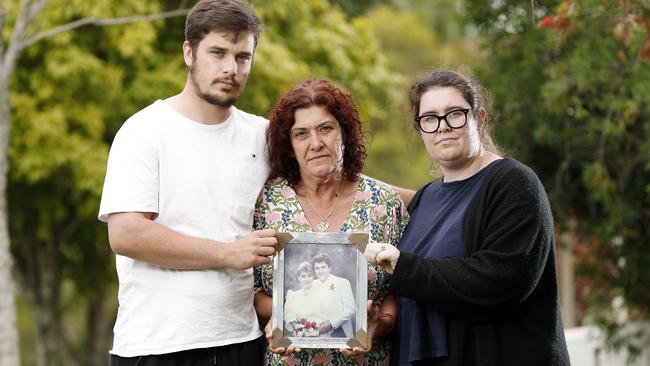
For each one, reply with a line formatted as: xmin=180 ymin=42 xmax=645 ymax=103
xmin=0 ymin=83 xmax=21 ymax=366
xmin=34 ymin=267 xmax=62 ymax=366
xmin=88 ymin=292 xmax=114 ymax=366
xmin=559 ymin=220 xmax=577 ymax=328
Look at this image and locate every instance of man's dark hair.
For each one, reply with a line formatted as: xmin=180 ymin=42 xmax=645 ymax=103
xmin=185 ymin=0 xmax=262 ymax=52
xmin=311 ymin=252 xmax=332 ymax=269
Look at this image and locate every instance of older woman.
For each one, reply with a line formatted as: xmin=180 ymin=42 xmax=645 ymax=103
xmin=254 ymin=79 xmax=408 ymax=366
xmin=365 ymin=69 xmax=570 ymax=366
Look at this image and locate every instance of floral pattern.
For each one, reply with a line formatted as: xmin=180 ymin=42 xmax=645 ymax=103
xmin=254 ymin=176 xmax=409 ymax=366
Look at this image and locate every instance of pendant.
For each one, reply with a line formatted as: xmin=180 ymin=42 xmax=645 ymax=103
xmin=317 ymin=221 xmax=329 ymax=232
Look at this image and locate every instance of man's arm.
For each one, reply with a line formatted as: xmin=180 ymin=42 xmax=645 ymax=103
xmin=108 ymin=212 xmax=277 ymax=270
xmin=370 ymin=177 xmax=416 ymax=207
xmin=392 ymin=185 xmax=416 ymax=207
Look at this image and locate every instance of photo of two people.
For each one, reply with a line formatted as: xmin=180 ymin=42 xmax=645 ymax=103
xmin=283 ymin=246 xmax=356 ymax=339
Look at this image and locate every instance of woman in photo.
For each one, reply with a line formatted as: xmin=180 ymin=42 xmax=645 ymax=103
xmin=283 ymin=261 xmax=334 ymax=337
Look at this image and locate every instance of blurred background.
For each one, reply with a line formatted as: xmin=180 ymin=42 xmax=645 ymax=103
xmin=0 ymin=0 xmax=648 ymax=365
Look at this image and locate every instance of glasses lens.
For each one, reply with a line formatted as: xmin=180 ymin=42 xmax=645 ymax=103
xmin=446 ymin=110 xmax=467 ymax=128
xmin=418 ymin=115 xmax=439 ymax=133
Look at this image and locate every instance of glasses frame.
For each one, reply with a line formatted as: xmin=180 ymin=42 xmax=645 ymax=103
xmin=414 ymin=108 xmax=471 ymax=133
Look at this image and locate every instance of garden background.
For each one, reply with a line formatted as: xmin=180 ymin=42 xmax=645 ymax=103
xmin=0 ymin=0 xmax=648 ymax=365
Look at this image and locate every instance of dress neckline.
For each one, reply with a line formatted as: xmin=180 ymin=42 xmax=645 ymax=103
xmin=289 ymin=176 xmax=366 ymax=233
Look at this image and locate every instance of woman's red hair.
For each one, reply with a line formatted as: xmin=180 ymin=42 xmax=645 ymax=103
xmin=266 ymin=79 xmax=367 ymax=186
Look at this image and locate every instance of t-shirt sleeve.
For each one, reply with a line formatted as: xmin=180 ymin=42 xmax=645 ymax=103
xmin=98 ymin=129 xmax=159 ymax=222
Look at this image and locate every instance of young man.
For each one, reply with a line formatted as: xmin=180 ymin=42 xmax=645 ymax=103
xmin=311 ymin=252 xmax=356 ymax=337
xmin=98 ymin=1 xmax=277 ymax=364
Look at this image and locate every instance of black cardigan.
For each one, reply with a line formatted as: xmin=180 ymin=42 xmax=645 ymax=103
xmin=392 ymin=158 xmax=570 ymax=366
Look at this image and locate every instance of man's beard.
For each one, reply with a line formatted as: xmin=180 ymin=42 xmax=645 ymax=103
xmin=189 ymin=64 xmax=244 ymax=108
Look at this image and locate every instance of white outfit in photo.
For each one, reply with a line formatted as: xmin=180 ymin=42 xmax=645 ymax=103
xmin=98 ymin=100 xmax=269 ymax=356
xmin=313 ymin=274 xmax=356 ymax=337
xmin=284 ymin=286 xmax=335 ymax=336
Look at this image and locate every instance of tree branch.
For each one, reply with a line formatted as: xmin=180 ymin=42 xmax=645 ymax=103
xmin=178 ymin=0 xmax=191 ymax=10
xmin=2 ymin=0 xmax=47 ymax=84
xmin=21 ymin=8 xmax=190 ymax=50
xmin=530 ymin=0 xmax=537 ymax=23
xmin=27 ymin=0 xmax=48 ymax=21
xmin=0 ymin=9 xmax=7 ymax=57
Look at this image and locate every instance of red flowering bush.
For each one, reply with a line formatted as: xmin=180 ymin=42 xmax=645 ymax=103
xmin=539 ymin=1 xmax=574 ymax=30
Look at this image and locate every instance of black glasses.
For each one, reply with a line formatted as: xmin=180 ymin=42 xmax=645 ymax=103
xmin=414 ymin=108 xmax=471 ymax=133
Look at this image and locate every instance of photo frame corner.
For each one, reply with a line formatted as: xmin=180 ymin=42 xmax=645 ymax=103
xmin=270 ymin=328 xmax=292 ymax=349
xmin=348 ymin=232 xmax=369 ymax=253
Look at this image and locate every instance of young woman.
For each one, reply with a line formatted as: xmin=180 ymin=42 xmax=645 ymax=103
xmin=365 ymin=69 xmax=570 ymax=366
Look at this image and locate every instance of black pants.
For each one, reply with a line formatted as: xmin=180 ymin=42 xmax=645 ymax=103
xmin=110 ymin=336 xmax=265 ymax=366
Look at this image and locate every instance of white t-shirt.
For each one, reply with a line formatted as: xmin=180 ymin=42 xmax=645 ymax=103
xmin=98 ymin=100 xmax=269 ymax=356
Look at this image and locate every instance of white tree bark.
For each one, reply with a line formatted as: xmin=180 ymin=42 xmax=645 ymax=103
xmin=0 ymin=78 xmax=19 ymax=366
xmin=1 ymin=0 xmax=49 ymax=361
xmin=0 ymin=2 xmax=189 ymax=364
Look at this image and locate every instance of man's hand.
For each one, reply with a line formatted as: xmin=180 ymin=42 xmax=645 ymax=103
xmin=222 ymin=229 xmax=278 ymax=269
xmin=364 ymin=243 xmax=400 ymax=274
xmin=223 ymin=229 xmax=278 ymax=269
xmin=318 ymin=320 xmax=333 ymax=335
xmin=108 ymin=213 xmax=277 ymax=270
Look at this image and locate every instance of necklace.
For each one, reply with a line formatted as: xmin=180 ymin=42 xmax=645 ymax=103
xmin=303 ymin=180 xmax=344 ymax=232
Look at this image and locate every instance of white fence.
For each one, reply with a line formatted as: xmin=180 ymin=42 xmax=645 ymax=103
xmin=566 ymin=324 xmax=650 ymax=366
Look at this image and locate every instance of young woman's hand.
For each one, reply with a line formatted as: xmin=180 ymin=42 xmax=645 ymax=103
xmin=364 ymin=243 xmax=400 ymax=274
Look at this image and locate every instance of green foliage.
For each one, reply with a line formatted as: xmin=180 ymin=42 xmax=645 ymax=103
xmin=361 ymin=2 xmax=483 ymax=187
xmin=249 ymin=0 xmax=425 ymax=187
xmin=8 ymin=1 xmax=186 ymax=364
xmin=328 ymin=0 xmax=389 ymax=17
xmin=366 ymin=6 xmax=443 ymax=79
xmin=8 ymin=0 xmax=425 ymax=363
xmin=463 ymin=0 xmax=650 ymax=326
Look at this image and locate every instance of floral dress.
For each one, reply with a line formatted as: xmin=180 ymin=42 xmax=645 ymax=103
xmin=254 ymin=175 xmax=409 ymax=366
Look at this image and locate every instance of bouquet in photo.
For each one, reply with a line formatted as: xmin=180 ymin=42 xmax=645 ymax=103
xmin=289 ymin=317 xmax=319 ymax=337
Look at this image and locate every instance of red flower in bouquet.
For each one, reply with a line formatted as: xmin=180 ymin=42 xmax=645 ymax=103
xmin=289 ymin=317 xmax=319 ymax=337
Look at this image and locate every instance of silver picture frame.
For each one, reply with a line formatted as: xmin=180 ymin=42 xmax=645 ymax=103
xmin=270 ymin=232 xmax=369 ymax=349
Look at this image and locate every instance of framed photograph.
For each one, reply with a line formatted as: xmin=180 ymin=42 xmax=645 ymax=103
xmin=270 ymin=232 xmax=369 ymax=349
